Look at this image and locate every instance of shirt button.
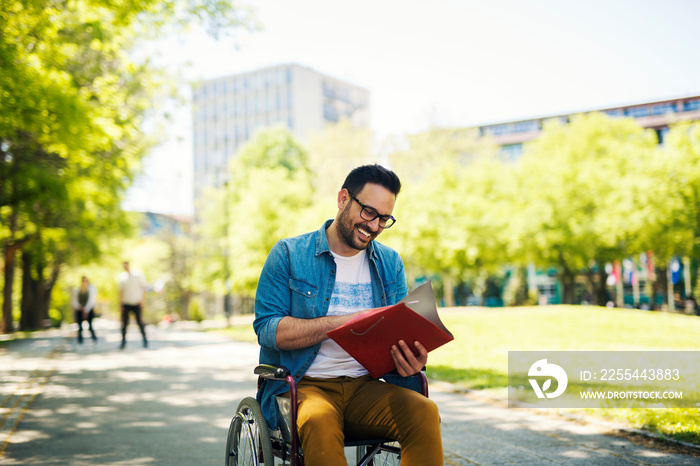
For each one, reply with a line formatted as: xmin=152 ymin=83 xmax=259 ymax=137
xmin=307 ymin=291 xmax=311 ymax=295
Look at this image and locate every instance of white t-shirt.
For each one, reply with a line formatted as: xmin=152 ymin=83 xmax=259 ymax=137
xmin=305 ymin=250 xmax=372 ymax=378
xmin=119 ymin=270 xmax=146 ymax=305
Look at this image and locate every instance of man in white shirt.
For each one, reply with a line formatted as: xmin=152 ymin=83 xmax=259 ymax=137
xmin=118 ymin=261 xmax=148 ymax=349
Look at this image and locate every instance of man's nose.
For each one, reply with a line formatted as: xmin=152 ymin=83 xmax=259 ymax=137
xmin=366 ymin=216 xmax=381 ymax=231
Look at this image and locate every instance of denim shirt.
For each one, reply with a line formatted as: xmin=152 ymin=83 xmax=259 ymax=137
xmin=253 ymin=220 xmax=409 ymax=428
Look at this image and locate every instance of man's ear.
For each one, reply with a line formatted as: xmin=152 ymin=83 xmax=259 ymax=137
xmin=337 ymin=188 xmax=350 ymax=210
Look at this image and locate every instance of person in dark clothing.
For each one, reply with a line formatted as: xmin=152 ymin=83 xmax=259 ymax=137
xmin=71 ymin=276 xmax=98 ymax=344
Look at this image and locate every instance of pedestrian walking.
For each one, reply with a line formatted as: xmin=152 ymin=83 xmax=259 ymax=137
xmin=118 ymin=261 xmax=148 ymax=349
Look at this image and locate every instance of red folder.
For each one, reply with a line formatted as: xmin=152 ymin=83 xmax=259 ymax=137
xmin=327 ymin=281 xmax=454 ymax=378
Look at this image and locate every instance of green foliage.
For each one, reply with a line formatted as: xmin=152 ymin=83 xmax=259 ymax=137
xmin=48 ymin=308 xmax=63 ymax=328
xmin=1 ymin=0 xmax=254 ymax=332
xmin=385 ymin=128 xmax=508 ymax=285
xmin=651 ymin=122 xmax=700 ymax=260
xmin=235 ymin=125 xmax=310 ymax=175
xmin=189 ymin=298 xmax=205 ymax=323
xmin=306 ymin=118 xmax=375 ymax=201
xmin=225 ymin=128 xmax=315 ymax=295
xmin=194 ymin=186 xmax=230 ymax=295
xmin=195 ymin=121 xmax=384 ymax=299
xmin=514 ymin=113 xmax=658 ymax=267
xmin=196 ymin=116 xmax=700 ymax=308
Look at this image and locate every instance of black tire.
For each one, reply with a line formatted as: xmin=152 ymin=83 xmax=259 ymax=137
xmin=226 ymin=397 xmax=274 ymax=465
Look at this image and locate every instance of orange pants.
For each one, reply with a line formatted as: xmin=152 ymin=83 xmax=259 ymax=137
xmin=293 ymin=375 xmax=443 ymax=466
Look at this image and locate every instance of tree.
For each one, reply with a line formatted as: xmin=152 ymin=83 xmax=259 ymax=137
xmin=385 ymin=128 xmax=503 ymax=305
xmin=194 ymin=127 xmax=315 ymax=308
xmin=512 ymin=113 xmax=658 ymax=304
xmin=1 ymin=0 xmax=255 ymax=332
xmin=306 ymin=118 xmax=375 ymax=203
xmin=637 ymin=122 xmax=700 ymax=308
xmin=226 ymin=127 xmax=315 ymax=296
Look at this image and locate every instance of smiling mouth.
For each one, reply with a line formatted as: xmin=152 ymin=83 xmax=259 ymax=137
xmin=357 ymin=226 xmax=374 ymax=240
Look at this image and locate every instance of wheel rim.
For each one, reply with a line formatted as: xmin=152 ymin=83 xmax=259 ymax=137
xmin=225 ymin=397 xmax=275 ymax=465
xmin=228 ymin=409 xmax=259 ymax=466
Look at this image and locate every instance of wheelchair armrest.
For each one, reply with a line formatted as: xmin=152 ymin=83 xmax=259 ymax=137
xmin=381 ymin=369 xmax=429 ymax=397
xmin=254 ymin=364 xmax=291 ymax=380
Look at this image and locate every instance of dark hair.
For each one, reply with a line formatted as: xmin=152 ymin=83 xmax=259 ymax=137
xmin=341 ymin=164 xmax=401 ymax=197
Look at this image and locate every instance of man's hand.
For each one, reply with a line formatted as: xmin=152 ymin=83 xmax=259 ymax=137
xmin=391 ymin=340 xmax=428 ymax=377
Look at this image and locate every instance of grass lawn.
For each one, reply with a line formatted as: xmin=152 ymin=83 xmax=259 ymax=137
xmin=214 ymin=305 xmax=700 ymax=445
xmin=432 ymin=305 xmax=700 ymax=445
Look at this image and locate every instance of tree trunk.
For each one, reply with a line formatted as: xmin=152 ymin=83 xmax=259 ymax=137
xmin=667 ymin=263 xmax=676 ymax=312
xmin=653 ymin=266 xmax=667 ymax=311
xmin=2 ymin=245 xmax=16 ymax=334
xmin=614 ymin=260 xmax=625 ymax=308
xmin=20 ymin=250 xmax=41 ymax=331
xmin=513 ymin=266 xmax=529 ymax=306
xmin=558 ymin=255 xmax=576 ymax=304
xmin=586 ymin=264 xmax=609 ymax=306
xmin=41 ymin=262 xmax=61 ymax=325
xmin=443 ymin=275 xmax=455 ymax=307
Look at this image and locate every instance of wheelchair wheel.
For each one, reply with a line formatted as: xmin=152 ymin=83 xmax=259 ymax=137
xmin=226 ymin=397 xmax=274 ymax=465
xmin=355 ymin=442 xmax=401 ymax=466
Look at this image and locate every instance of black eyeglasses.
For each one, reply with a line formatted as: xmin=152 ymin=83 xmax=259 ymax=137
xmin=348 ymin=192 xmax=396 ymax=229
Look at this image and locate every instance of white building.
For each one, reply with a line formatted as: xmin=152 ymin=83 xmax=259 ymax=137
xmin=191 ymin=63 xmax=370 ymax=203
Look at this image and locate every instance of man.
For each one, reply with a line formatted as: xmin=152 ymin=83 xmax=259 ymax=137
xmin=254 ymin=164 xmax=443 ymax=465
xmin=118 ymin=261 xmax=148 ymax=349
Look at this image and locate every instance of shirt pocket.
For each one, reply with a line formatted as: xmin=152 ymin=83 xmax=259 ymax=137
xmin=288 ymin=278 xmax=318 ymax=317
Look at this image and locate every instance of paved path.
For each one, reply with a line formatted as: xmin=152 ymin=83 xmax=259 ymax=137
xmin=0 ymin=320 xmax=698 ymax=465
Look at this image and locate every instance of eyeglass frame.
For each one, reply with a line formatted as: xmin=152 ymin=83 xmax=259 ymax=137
xmin=347 ymin=192 xmax=397 ymax=229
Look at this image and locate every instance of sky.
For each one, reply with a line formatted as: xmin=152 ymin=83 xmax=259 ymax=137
xmin=122 ymin=0 xmax=700 ymax=216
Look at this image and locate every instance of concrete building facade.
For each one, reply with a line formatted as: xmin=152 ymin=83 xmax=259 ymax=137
xmin=476 ymin=95 xmax=700 ymax=161
xmin=191 ymin=63 xmax=370 ymax=203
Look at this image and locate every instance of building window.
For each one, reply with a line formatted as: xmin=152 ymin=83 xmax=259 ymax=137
xmin=323 ymin=103 xmax=339 ymax=122
xmin=512 ymin=120 xmax=538 ymax=133
xmin=650 ymin=103 xmax=676 ymax=116
xmin=487 ymin=124 xmax=510 ymax=136
xmin=624 ymin=106 xmax=649 ymax=118
xmin=683 ymin=99 xmax=700 ymax=112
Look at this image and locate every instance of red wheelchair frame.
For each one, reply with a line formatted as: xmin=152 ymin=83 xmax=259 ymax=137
xmin=226 ymin=364 xmax=428 ymax=466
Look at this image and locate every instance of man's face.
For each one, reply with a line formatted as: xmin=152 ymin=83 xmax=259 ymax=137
xmin=336 ymin=183 xmax=396 ymax=251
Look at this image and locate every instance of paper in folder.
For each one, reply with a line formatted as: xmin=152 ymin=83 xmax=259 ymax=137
xmin=327 ymin=281 xmax=454 ymax=378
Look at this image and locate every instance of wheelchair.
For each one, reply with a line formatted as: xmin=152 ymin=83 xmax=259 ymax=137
xmin=225 ymin=364 xmax=429 ymax=466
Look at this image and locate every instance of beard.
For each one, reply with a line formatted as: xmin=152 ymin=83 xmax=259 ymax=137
xmin=336 ymin=203 xmax=379 ymax=251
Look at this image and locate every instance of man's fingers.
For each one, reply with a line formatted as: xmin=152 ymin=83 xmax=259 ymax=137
xmin=391 ymin=340 xmax=428 ymax=376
